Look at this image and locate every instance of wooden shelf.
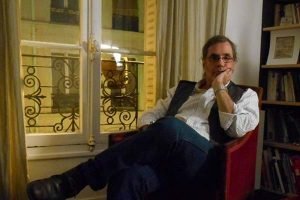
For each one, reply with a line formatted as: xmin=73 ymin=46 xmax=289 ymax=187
xmin=259 ymin=187 xmax=299 ymax=198
xmin=259 ymin=0 xmax=300 ymax=195
xmin=264 ymin=141 xmax=300 ymax=151
xmin=277 ymin=0 xmax=300 ymax=3
xmin=263 ymin=24 xmax=300 ymax=31
xmin=262 ymin=100 xmax=300 ymax=106
xmin=261 ymin=64 xmax=300 ymax=68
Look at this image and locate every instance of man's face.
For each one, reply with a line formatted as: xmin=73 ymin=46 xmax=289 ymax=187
xmin=203 ymin=41 xmax=236 ymax=84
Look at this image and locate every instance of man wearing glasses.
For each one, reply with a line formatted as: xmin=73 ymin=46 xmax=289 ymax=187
xmin=27 ymin=35 xmax=259 ymax=200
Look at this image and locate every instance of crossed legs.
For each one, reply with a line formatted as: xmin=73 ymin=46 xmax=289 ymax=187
xmin=27 ymin=117 xmax=215 ymax=200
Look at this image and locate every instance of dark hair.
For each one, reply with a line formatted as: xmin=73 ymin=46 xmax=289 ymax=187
xmin=202 ymin=35 xmax=237 ymax=61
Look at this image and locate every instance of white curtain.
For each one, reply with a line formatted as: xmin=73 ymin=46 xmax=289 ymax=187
xmin=156 ymin=0 xmax=228 ymax=98
xmin=0 ymin=0 xmax=28 ymax=198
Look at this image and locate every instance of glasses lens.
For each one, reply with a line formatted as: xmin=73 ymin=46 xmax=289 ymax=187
xmin=223 ymin=56 xmax=233 ymax=63
xmin=210 ymin=54 xmax=220 ymax=62
xmin=208 ymin=54 xmax=233 ymax=63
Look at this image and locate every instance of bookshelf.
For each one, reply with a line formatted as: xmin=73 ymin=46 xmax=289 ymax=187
xmin=262 ymin=64 xmax=300 ymax=68
xmin=264 ymin=141 xmax=300 ymax=151
xmin=259 ymin=0 xmax=300 ymax=196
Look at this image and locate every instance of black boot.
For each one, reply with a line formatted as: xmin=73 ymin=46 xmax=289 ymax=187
xmin=27 ymin=167 xmax=87 ymax=200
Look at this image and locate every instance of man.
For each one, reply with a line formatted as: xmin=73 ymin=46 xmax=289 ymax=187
xmin=27 ymin=35 xmax=259 ymax=200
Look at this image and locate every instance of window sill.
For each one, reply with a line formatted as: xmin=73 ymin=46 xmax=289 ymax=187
xmin=27 ymin=142 xmax=108 ymax=161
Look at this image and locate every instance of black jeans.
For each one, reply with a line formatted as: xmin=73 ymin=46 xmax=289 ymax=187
xmin=78 ymin=117 xmax=217 ymax=199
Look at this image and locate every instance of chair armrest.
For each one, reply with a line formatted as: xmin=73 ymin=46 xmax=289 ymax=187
xmin=108 ymin=129 xmax=139 ymax=147
xmin=223 ymin=128 xmax=256 ymax=152
xmin=222 ymin=125 xmax=259 ymax=200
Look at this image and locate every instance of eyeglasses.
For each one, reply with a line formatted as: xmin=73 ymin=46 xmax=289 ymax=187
xmin=207 ymin=54 xmax=234 ymax=63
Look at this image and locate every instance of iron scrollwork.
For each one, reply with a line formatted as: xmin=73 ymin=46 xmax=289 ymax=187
xmin=101 ymin=59 xmax=139 ymax=131
xmin=23 ymin=54 xmax=80 ymax=133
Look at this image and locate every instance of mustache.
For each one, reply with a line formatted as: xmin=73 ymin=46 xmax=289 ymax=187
xmin=217 ymin=68 xmax=232 ymax=73
xmin=216 ymin=70 xmax=226 ymax=75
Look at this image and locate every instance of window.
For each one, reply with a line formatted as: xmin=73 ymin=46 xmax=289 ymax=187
xmin=51 ymin=0 xmax=79 ymax=25
xmin=112 ymin=0 xmax=139 ymax=32
xmin=51 ymin=53 xmax=79 ymax=114
xmin=20 ymin=0 xmax=156 ymax=147
xmin=22 ymin=47 xmax=81 ymax=134
xmin=101 ymin=57 xmax=137 ymax=110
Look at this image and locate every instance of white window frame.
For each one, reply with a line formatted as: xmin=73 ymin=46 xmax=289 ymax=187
xmin=23 ymin=0 xmax=156 ymax=159
xmin=23 ymin=0 xmax=102 ymax=149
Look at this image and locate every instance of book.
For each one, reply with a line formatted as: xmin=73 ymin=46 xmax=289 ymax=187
xmin=282 ymin=153 xmax=297 ymax=194
xmin=274 ymin=159 xmax=286 ymax=193
xmin=266 ymin=109 xmax=276 ymax=141
xmin=247 ymin=189 xmax=287 ymax=200
xmin=296 ymin=3 xmax=300 ymax=24
xmin=263 ymin=149 xmax=273 ymax=189
xmin=287 ymin=72 xmax=296 ymax=102
xmin=274 ymin=149 xmax=289 ymax=193
xmin=280 ymin=4 xmax=296 ymax=25
xmin=284 ymin=72 xmax=296 ymax=102
xmin=267 ymin=71 xmax=277 ymax=101
xmin=290 ymin=155 xmax=300 ymax=194
xmin=284 ymin=112 xmax=300 ymax=144
xmin=276 ymin=73 xmax=285 ymax=101
xmin=270 ymin=157 xmax=281 ymax=192
xmin=283 ymin=73 xmax=291 ymax=102
xmin=274 ymin=110 xmax=289 ymax=143
xmin=291 ymin=72 xmax=300 ymax=102
xmin=274 ymin=4 xmax=283 ymax=26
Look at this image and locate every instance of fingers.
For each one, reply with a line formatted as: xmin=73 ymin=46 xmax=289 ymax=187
xmin=215 ymin=69 xmax=232 ymax=85
xmin=223 ymin=69 xmax=232 ymax=84
xmin=211 ymin=68 xmax=233 ymax=89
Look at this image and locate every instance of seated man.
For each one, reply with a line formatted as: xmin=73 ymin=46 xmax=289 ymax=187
xmin=27 ymin=35 xmax=259 ymax=200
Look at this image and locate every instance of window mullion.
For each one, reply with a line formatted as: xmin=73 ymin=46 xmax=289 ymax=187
xmin=84 ymin=0 xmax=102 ymax=151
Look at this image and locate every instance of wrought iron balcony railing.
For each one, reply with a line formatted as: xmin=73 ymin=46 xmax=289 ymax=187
xmin=22 ymin=53 xmax=141 ymax=134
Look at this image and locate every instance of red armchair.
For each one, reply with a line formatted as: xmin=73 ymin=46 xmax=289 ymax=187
xmin=109 ymin=85 xmax=263 ymax=200
xmin=220 ymin=125 xmax=259 ymax=200
xmin=218 ymin=85 xmax=263 ymax=200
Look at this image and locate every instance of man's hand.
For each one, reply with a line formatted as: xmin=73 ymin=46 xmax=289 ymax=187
xmin=212 ymin=68 xmax=234 ymax=114
xmin=212 ymin=68 xmax=233 ymax=91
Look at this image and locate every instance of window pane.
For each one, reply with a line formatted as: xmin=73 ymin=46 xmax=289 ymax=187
xmin=20 ymin=0 xmax=82 ymax=134
xmin=22 ymin=46 xmax=81 ymax=134
xmin=112 ymin=0 xmax=139 ymax=32
xmin=101 ymin=0 xmax=145 ymax=132
xmin=102 ymin=0 xmax=144 ymax=51
xmin=100 ymin=54 xmax=144 ymax=131
xmin=51 ymin=0 xmax=80 ymax=25
xmin=100 ymin=0 xmax=156 ymax=132
xmin=20 ymin=0 xmax=80 ymax=44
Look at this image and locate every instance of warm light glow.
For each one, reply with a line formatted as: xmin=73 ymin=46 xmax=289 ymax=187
xmin=113 ymin=53 xmax=123 ymax=69
xmin=101 ymin=44 xmax=119 ymax=50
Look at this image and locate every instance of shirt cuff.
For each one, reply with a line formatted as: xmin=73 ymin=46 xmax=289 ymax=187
xmin=218 ymin=103 xmax=237 ymax=130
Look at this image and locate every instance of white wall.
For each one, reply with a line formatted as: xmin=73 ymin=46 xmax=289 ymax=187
xmin=225 ymin=0 xmax=263 ymax=86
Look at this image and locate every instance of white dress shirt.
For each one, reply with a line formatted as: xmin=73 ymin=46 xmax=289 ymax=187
xmin=137 ymin=82 xmax=259 ymax=141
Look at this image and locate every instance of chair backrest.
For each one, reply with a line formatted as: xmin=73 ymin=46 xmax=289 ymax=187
xmin=238 ymin=85 xmax=263 ymax=108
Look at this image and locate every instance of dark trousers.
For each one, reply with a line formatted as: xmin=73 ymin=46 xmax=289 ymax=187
xmin=74 ymin=117 xmax=217 ymax=199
